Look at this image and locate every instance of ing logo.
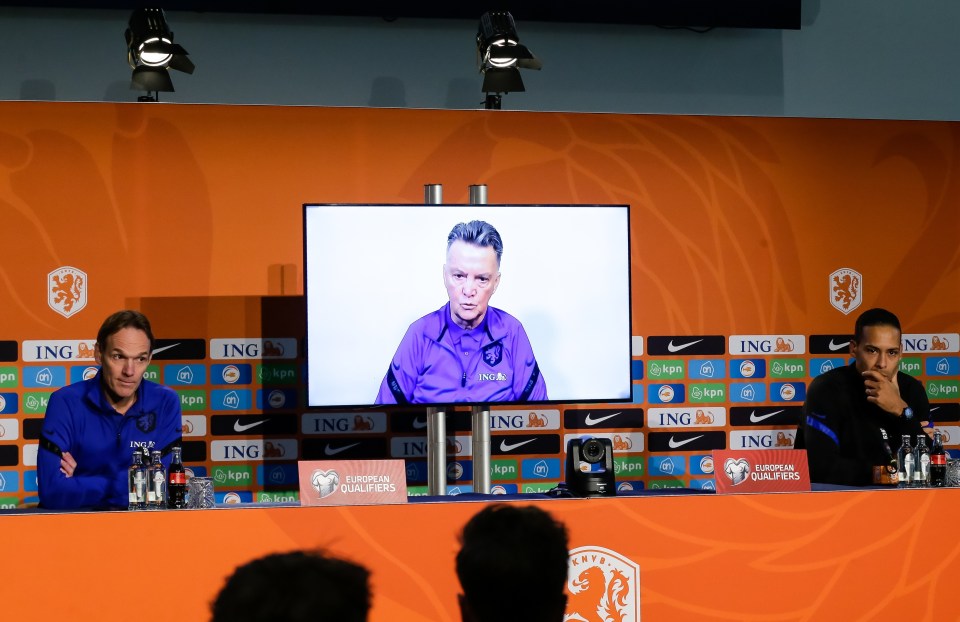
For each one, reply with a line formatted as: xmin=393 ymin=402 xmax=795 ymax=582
xmin=48 ymin=266 xmax=88 ymax=318
xmin=774 ymin=338 xmax=794 ymax=353
xmin=528 ymin=412 xmax=547 ymax=427
xmin=566 ymin=546 xmax=640 ymax=622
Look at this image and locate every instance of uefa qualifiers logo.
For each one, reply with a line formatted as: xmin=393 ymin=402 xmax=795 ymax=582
xmin=723 ymin=457 xmax=750 ymax=486
xmin=830 ymin=268 xmax=862 ymax=315
xmin=48 ymin=266 xmax=87 ymax=318
xmin=311 ymin=469 xmax=340 ymax=498
xmin=566 ymin=545 xmax=640 ymax=621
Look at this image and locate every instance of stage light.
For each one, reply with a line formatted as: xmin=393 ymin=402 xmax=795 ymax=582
xmin=476 ymin=11 xmax=542 ymax=109
xmin=125 ymin=8 xmax=195 ymax=100
xmin=565 ymin=437 xmax=617 ymax=497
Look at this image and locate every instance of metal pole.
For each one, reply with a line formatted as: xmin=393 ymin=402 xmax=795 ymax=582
xmin=468 ymin=184 xmax=487 ymax=205
xmin=468 ymin=183 xmax=492 ymax=494
xmin=424 ymin=183 xmax=443 ymax=206
xmin=424 ymin=184 xmax=447 ymax=496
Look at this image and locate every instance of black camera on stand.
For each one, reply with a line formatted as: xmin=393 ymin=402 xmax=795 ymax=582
xmin=565 ymin=437 xmax=616 ymax=497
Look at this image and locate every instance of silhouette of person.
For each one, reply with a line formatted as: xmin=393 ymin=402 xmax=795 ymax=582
xmin=210 ymin=550 xmax=371 ymax=622
xmin=456 ymin=503 xmax=569 ymax=622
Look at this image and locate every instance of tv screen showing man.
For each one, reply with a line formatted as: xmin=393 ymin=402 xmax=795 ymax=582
xmin=303 ymin=203 xmax=632 ymax=408
xmin=376 ymin=220 xmax=547 ymax=404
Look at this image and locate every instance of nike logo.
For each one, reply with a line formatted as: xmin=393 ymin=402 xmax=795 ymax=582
xmin=828 ymin=339 xmax=850 ymax=351
xmin=324 ymin=443 xmax=360 ymax=456
xmin=233 ymin=419 xmax=267 ymax=433
xmin=151 ymin=342 xmax=181 ymax=356
xmin=668 ymin=435 xmax=704 ymax=449
xmin=667 ymin=339 xmax=703 ymax=353
xmin=749 ymin=409 xmax=784 ymax=423
xmin=412 ymin=417 xmax=428 ymax=430
xmin=499 ymin=438 xmax=537 ymax=452
xmin=584 ymin=411 xmax=622 ymax=426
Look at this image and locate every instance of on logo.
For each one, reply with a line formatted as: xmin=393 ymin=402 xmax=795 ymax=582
xmin=830 ymin=268 xmax=862 ymax=315
xmin=48 ymin=266 xmax=88 ymax=318
xmin=567 ymin=546 xmax=640 ymax=622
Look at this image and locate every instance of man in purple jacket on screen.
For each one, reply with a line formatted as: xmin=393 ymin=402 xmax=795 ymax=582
xmin=376 ymin=220 xmax=547 ymax=405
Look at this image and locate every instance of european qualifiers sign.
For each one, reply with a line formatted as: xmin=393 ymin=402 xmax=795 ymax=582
xmin=712 ymin=449 xmax=810 ymax=494
xmin=298 ymin=459 xmax=407 ymax=506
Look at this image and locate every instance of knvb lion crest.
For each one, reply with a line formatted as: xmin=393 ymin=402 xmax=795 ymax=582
xmin=48 ymin=266 xmax=88 ymax=318
xmin=566 ymin=545 xmax=640 ymax=622
xmin=830 ymin=268 xmax=862 ymax=315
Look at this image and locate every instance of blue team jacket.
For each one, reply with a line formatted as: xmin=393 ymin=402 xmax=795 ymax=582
xmin=37 ymin=372 xmax=183 ymax=510
xmin=376 ymin=303 xmax=547 ymax=404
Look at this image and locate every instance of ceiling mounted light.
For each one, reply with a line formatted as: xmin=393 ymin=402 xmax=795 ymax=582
xmin=476 ymin=11 xmax=542 ymax=109
xmin=125 ymin=8 xmax=195 ymax=101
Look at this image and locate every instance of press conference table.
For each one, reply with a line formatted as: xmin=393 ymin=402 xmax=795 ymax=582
xmin=2 ymin=486 xmax=956 ymax=622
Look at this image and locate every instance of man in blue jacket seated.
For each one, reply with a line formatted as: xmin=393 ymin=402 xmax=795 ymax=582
xmin=38 ymin=310 xmax=182 ymax=510
xmin=800 ymin=307 xmax=929 ymax=486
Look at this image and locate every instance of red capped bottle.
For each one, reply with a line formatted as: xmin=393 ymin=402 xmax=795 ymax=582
xmin=930 ymin=430 xmax=947 ymax=488
xmin=167 ymin=446 xmax=187 ymax=508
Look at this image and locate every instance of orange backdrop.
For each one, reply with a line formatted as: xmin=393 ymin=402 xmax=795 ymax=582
xmin=3 ymin=490 xmax=959 ymax=621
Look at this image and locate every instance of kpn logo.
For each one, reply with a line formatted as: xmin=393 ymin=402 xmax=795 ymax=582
xmin=926 ymin=380 xmax=959 ymax=400
xmin=646 ymin=360 xmax=685 ymax=380
xmin=566 ymin=546 xmax=640 ymax=622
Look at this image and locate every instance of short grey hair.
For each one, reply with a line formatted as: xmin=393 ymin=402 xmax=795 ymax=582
xmin=447 ymin=220 xmax=503 ymax=266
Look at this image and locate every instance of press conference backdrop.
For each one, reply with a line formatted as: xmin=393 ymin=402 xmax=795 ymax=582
xmin=0 ymin=102 xmax=958 ymax=506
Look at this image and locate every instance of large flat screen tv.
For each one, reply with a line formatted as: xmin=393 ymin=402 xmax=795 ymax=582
xmin=304 ymin=203 xmax=632 ymax=408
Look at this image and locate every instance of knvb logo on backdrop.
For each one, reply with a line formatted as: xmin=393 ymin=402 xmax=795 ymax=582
xmin=567 ymin=546 xmax=640 ymax=622
xmin=829 ymin=267 xmax=862 ymax=315
xmin=48 ymin=266 xmax=87 ymax=318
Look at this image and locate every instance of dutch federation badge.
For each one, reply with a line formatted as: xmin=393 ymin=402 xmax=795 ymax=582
xmin=829 ymin=267 xmax=862 ymax=315
xmin=482 ymin=342 xmax=503 ymax=367
xmin=48 ymin=266 xmax=88 ymax=318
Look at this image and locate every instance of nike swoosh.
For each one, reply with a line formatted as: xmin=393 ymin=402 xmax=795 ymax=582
xmin=151 ymin=342 xmax=181 ymax=356
xmin=828 ymin=339 xmax=850 ymax=351
xmin=667 ymin=339 xmax=703 ymax=353
xmin=324 ymin=443 xmax=360 ymax=456
xmin=412 ymin=417 xmax=428 ymax=430
xmin=749 ymin=409 xmax=784 ymax=423
xmin=499 ymin=438 xmax=537 ymax=452
xmin=584 ymin=411 xmax=622 ymax=426
xmin=234 ymin=419 xmax=267 ymax=433
xmin=668 ymin=435 xmax=704 ymax=449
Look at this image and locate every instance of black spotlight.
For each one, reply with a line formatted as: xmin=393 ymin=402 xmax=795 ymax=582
xmin=476 ymin=11 xmax=542 ymax=109
xmin=565 ymin=437 xmax=616 ymax=497
xmin=125 ymin=8 xmax=195 ymax=101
